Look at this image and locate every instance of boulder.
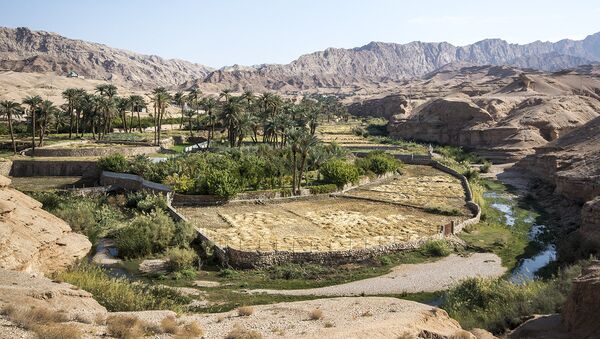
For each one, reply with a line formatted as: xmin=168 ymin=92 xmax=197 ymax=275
xmin=0 ymin=175 xmax=91 ymax=275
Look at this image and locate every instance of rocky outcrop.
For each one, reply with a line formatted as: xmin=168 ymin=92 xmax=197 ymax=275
xmin=389 ymin=91 xmax=600 ymax=163
xmin=347 ymin=94 xmax=409 ymax=119
xmin=0 ymin=175 xmax=91 ymax=275
xmin=510 ymin=261 xmax=600 ymax=339
xmin=0 ymin=27 xmax=212 ymax=88
xmin=0 ymin=268 xmax=106 ymax=317
xmin=562 ymin=261 xmax=600 ymax=338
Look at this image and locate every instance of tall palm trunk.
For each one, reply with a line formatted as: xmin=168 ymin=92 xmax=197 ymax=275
xmin=68 ymin=106 xmax=73 ymax=138
xmin=122 ymin=110 xmax=128 ymax=133
xmin=137 ymin=110 xmax=142 ymax=133
xmin=38 ymin=110 xmax=48 ymax=147
xmin=75 ymin=108 xmax=80 ymax=137
xmin=298 ymin=151 xmax=308 ymax=193
xmin=7 ymin=112 xmax=16 ymax=154
xmin=291 ymin=149 xmax=297 ymax=195
xmin=31 ymin=110 xmax=36 ymax=155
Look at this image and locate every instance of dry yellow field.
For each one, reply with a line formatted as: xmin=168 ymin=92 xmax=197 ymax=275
xmin=177 ymin=165 xmax=470 ymax=252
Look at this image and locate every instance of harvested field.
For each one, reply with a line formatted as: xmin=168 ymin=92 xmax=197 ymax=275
xmin=178 ymin=165 xmax=470 ymax=252
xmin=345 ymin=165 xmax=468 ymax=212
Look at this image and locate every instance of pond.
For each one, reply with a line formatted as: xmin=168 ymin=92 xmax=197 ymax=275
xmin=484 ymin=189 xmax=557 ymax=282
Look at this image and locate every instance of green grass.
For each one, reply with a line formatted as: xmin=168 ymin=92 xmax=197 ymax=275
xmin=55 ymin=263 xmax=190 ymax=312
xmin=460 ymin=179 xmax=546 ymax=272
xmin=442 ymin=261 xmax=587 ymax=333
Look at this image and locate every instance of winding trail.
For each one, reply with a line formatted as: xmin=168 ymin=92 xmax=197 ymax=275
xmin=251 ymin=253 xmax=505 ymax=296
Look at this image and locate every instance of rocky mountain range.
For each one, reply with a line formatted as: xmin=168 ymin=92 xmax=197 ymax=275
xmin=1 ymin=26 xmax=600 ymax=92
xmin=0 ymin=27 xmax=213 ymax=88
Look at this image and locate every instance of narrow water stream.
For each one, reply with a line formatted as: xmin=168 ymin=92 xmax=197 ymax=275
xmin=483 ymin=190 xmax=557 ymax=282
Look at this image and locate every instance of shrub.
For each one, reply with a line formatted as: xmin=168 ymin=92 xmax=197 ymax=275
xmin=114 ymin=209 xmax=176 ymax=258
xmin=442 ymin=262 xmax=584 ymax=333
xmin=226 ymin=325 xmax=263 ymax=339
xmin=1 ymin=305 xmax=68 ymax=330
xmin=237 ymin=306 xmax=255 ymax=316
xmin=127 ymin=191 xmax=168 ymax=212
xmin=355 ymin=152 xmax=401 ymax=175
xmin=98 ymin=154 xmax=129 ymax=173
xmin=56 ymin=263 xmax=190 ymax=312
xmin=480 ymin=161 xmax=492 ymax=173
xmin=309 ymin=309 xmax=324 ymax=320
xmin=423 ymin=206 xmax=462 ymax=216
xmin=171 ymin=221 xmax=196 ymax=248
xmin=163 ymin=173 xmax=195 ymax=193
xmin=219 ymin=268 xmax=239 ymax=278
xmin=202 ymin=169 xmax=241 ymax=198
xmin=36 ymin=323 xmax=82 ymax=339
xmin=420 ymin=240 xmax=451 ymax=257
xmin=165 ymin=247 xmax=198 ymax=271
xmin=180 ymin=322 xmax=204 ymax=337
xmin=320 ymin=159 xmax=359 ymax=188
xmin=107 ymin=315 xmax=151 ymax=339
xmin=160 ymin=315 xmax=178 ymax=334
xmin=308 ymin=184 xmax=338 ymax=194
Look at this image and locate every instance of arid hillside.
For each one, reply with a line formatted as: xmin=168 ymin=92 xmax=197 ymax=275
xmin=0 ymin=27 xmax=213 ymax=89
xmin=385 ymin=66 xmax=600 ymax=162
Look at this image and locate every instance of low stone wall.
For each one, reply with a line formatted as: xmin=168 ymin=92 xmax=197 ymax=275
xmin=99 ymin=171 xmax=171 ymax=193
xmin=9 ymin=160 xmax=100 ymax=178
xmin=25 ymin=145 xmax=160 ymax=157
xmin=219 ymin=234 xmax=444 ymax=269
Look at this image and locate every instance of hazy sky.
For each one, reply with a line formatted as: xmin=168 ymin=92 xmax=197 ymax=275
xmin=2 ymin=0 xmax=599 ymax=68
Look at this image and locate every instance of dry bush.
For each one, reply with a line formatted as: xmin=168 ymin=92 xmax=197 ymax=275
xmin=451 ymin=330 xmax=474 ymax=339
xmin=225 ymin=325 xmax=263 ymax=339
xmin=361 ymin=310 xmax=373 ymax=317
xmin=324 ymin=321 xmax=334 ymax=328
xmin=308 ymin=308 xmax=324 ymax=320
xmin=94 ymin=313 xmax=107 ymax=325
xmin=107 ymin=315 xmax=152 ymax=339
xmin=35 ymin=323 xmax=82 ymax=339
xmin=237 ymin=306 xmax=255 ymax=317
xmin=179 ymin=321 xmax=204 ymax=337
xmin=1 ymin=305 xmax=68 ymax=330
xmin=160 ymin=315 xmax=179 ymax=334
xmin=216 ymin=314 xmax=226 ymax=323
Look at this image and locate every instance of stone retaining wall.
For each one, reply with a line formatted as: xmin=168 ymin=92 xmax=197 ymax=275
xmin=25 ymin=145 xmax=160 ymax=157
xmin=99 ymin=171 xmax=172 ymax=193
xmin=9 ymin=160 xmax=100 ymax=177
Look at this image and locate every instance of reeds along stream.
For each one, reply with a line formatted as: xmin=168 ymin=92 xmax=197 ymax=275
xmin=483 ymin=190 xmax=556 ymax=283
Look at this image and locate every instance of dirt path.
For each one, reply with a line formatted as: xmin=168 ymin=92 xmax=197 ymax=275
xmin=251 ymin=253 xmax=505 ymax=296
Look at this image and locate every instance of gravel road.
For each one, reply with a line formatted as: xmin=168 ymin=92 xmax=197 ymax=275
xmin=251 ymin=253 xmax=505 ymax=296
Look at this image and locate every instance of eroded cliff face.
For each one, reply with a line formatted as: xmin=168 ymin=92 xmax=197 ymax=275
xmin=0 ymin=175 xmax=91 ymax=275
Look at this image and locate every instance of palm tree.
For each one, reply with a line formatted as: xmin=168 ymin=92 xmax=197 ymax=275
xmin=115 ymin=97 xmax=130 ymax=133
xmin=95 ymin=84 xmax=118 ymax=135
xmin=219 ymin=89 xmax=233 ymax=103
xmin=297 ymin=132 xmax=318 ymax=193
xmin=150 ymin=87 xmax=171 ymax=145
xmin=38 ymin=100 xmax=58 ymax=146
xmin=0 ymin=100 xmax=22 ymax=154
xmin=173 ymin=91 xmax=186 ymax=130
xmin=286 ymin=127 xmax=302 ymax=194
xmin=220 ymin=97 xmax=242 ymax=147
xmin=62 ymin=88 xmax=79 ymax=138
xmin=22 ymin=95 xmax=42 ymax=155
xmin=128 ymin=95 xmax=146 ymax=133
xmin=201 ymin=96 xmax=217 ymax=146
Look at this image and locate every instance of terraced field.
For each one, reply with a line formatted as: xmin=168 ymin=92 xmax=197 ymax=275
xmin=178 ymin=165 xmax=470 ymax=252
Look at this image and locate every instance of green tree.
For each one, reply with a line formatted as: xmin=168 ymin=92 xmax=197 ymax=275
xmin=0 ymin=100 xmax=22 ymax=154
xmin=22 ymin=95 xmax=42 ymax=155
xmin=173 ymin=91 xmax=186 ymax=130
xmin=128 ymin=95 xmax=146 ymax=133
